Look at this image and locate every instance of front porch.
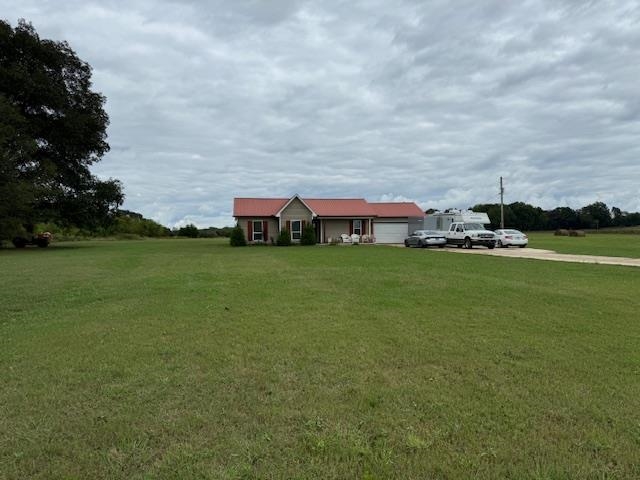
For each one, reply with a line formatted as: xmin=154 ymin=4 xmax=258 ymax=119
xmin=314 ymin=217 xmax=375 ymax=244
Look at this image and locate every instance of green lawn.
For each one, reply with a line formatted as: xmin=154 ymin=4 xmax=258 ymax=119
xmin=527 ymin=231 xmax=640 ymax=258
xmin=1 ymin=240 xmax=639 ymax=479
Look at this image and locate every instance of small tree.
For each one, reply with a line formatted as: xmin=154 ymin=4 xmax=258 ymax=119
xmin=229 ymin=225 xmax=246 ymax=246
xmin=276 ymin=228 xmax=291 ymax=246
xmin=300 ymin=223 xmax=316 ymax=245
xmin=178 ymin=223 xmax=199 ymax=238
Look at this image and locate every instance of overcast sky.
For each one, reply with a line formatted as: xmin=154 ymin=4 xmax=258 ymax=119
xmin=3 ymin=1 xmax=640 ymax=227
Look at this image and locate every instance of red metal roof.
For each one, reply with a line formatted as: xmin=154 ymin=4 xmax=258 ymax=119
xmin=304 ymin=198 xmax=377 ymax=217
xmin=233 ymin=197 xmax=423 ymax=218
xmin=370 ymin=202 xmax=425 ymax=218
xmin=233 ymin=198 xmax=288 ymax=217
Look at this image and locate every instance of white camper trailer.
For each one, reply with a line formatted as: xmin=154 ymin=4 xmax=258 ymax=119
xmin=424 ymin=209 xmax=491 ymax=231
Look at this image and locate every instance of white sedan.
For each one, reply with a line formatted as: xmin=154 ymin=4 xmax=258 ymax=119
xmin=494 ymin=229 xmax=528 ymax=248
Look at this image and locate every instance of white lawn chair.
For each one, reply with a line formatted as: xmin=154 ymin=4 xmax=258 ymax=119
xmin=340 ymin=234 xmax=352 ymax=243
xmin=350 ymin=234 xmax=360 ymax=244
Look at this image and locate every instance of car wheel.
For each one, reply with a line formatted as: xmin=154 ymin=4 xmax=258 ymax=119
xmin=496 ymin=240 xmax=503 ymax=248
xmin=438 ymin=245 xmax=444 ymax=248
xmin=519 ymin=244 xmax=526 ymax=248
xmin=457 ymin=244 xmax=462 ymax=248
xmin=404 ymin=240 xmax=410 ymax=247
xmin=488 ymin=243 xmax=495 ymax=249
xmin=464 ymin=237 xmax=472 ymax=249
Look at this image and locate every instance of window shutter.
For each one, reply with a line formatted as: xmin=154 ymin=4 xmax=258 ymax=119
xmin=349 ymin=220 xmax=353 ymax=235
xmin=362 ymin=221 xmax=367 ymax=235
xmin=263 ymin=220 xmax=268 ymax=241
xmin=247 ymin=221 xmax=253 ymax=241
xmin=286 ymin=220 xmax=291 ymax=232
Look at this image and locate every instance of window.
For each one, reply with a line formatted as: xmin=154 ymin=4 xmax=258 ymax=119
xmin=291 ymin=220 xmax=302 ymax=240
xmin=253 ymin=220 xmax=263 ymax=241
xmin=353 ymin=219 xmax=362 ymax=235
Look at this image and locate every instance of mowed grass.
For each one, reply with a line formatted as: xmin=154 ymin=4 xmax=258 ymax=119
xmin=527 ymin=231 xmax=640 ymax=258
xmin=1 ymin=240 xmax=639 ymax=479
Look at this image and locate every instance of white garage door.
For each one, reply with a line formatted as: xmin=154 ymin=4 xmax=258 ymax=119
xmin=374 ymin=222 xmax=408 ymax=244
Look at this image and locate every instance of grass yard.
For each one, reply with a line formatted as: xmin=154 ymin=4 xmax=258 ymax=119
xmin=1 ymin=239 xmax=639 ymax=479
xmin=527 ymin=231 xmax=640 ymax=258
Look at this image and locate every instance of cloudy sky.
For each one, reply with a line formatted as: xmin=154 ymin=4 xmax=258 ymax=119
xmin=3 ymin=1 xmax=639 ymax=227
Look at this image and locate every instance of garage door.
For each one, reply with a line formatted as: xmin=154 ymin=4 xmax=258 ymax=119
xmin=374 ymin=222 xmax=408 ymax=244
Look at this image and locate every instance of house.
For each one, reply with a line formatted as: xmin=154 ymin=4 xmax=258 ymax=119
xmin=233 ymin=195 xmax=425 ymax=244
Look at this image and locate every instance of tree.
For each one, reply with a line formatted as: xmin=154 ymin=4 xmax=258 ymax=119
xmin=508 ymin=202 xmax=547 ymax=231
xmin=0 ymin=20 xmax=123 ymax=241
xmin=580 ymin=202 xmax=611 ymax=229
xmin=546 ymin=207 xmax=579 ymax=230
xmin=178 ymin=223 xmax=199 ymax=238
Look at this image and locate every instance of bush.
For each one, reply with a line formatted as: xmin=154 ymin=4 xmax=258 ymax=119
xmin=229 ymin=226 xmax=247 ymax=246
xmin=300 ymin=223 xmax=316 ymax=245
xmin=569 ymin=230 xmax=586 ymax=237
xmin=277 ymin=228 xmax=291 ymax=246
xmin=555 ymin=229 xmax=569 ymax=236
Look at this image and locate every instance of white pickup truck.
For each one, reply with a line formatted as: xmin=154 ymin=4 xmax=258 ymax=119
xmin=446 ymin=222 xmax=496 ymax=249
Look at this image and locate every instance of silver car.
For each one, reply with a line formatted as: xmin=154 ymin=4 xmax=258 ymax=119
xmin=404 ymin=230 xmax=447 ymax=248
xmin=494 ymin=229 xmax=528 ymax=248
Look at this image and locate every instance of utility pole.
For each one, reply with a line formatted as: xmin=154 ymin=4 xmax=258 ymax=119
xmin=499 ymin=176 xmax=504 ymax=229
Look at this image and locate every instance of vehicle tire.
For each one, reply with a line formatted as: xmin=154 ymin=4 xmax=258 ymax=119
xmin=457 ymin=244 xmax=462 ymax=248
xmin=496 ymin=240 xmax=503 ymax=248
xmin=519 ymin=244 xmax=526 ymax=248
xmin=404 ymin=240 xmax=410 ymax=247
xmin=12 ymin=237 xmax=27 ymax=248
xmin=36 ymin=238 xmax=49 ymax=248
xmin=438 ymin=245 xmax=445 ymax=248
xmin=488 ymin=243 xmax=495 ymax=250
xmin=464 ymin=237 xmax=472 ymax=249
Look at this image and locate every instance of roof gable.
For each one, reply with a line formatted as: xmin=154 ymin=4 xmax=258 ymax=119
xmin=275 ymin=195 xmax=317 ymax=217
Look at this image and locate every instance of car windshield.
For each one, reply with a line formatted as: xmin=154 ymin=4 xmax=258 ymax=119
xmin=464 ymin=223 xmax=485 ymax=230
xmin=505 ymin=229 xmax=521 ymax=234
xmin=423 ymin=231 xmax=440 ymax=235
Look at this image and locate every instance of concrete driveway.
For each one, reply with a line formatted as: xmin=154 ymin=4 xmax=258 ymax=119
xmin=430 ymin=246 xmax=640 ymax=267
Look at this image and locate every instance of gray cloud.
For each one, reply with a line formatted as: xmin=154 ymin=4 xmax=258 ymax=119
xmin=2 ymin=0 xmax=639 ymax=227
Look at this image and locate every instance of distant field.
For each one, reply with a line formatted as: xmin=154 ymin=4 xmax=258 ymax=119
xmin=527 ymin=231 xmax=640 ymax=258
xmin=1 ymin=240 xmax=639 ymax=479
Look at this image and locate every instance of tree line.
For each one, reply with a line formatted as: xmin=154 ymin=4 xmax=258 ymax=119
xmin=465 ymin=201 xmax=640 ymax=231
xmin=31 ymin=212 xmax=233 ymax=241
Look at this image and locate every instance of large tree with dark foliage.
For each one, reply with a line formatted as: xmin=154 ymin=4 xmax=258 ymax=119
xmin=0 ymin=19 xmax=123 ymax=241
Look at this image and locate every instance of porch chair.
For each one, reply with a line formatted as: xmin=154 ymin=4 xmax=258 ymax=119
xmin=340 ymin=234 xmax=352 ymax=243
